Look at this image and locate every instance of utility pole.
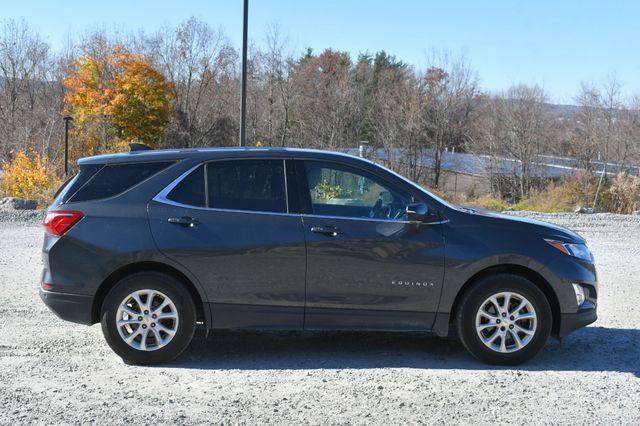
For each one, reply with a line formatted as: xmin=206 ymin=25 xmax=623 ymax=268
xmin=239 ymin=0 xmax=249 ymax=147
xmin=63 ymin=116 xmax=73 ymax=176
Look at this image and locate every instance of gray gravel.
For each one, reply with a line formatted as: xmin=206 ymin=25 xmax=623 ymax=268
xmin=0 ymin=212 xmax=639 ymax=425
xmin=0 ymin=209 xmax=43 ymax=227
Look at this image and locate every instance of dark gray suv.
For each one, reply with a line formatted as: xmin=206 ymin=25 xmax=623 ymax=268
xmin=40 ymin=147 xmax=598 ymax=365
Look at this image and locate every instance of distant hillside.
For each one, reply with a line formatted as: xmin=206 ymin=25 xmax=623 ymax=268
xmin=544 ymin=103 xmax=582 ymax=117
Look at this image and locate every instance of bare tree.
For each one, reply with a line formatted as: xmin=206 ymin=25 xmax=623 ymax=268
xmin=592 ymin=76 xmax=623 ymax=208
xmin=622 ymin=95 xmax=640 ymax=165
xmin=487 ymin=85 xmax=550 ymax=200
xmin=290 ymin=49 xmax=358 ymax=150
xmin=0 ymin=19 xmax=62 ymax=161
xmin=263 ymin=25 xmax=295 ymax=147
xmin=419 ymin=52 xmax=480 ymax=188
xmin=369 ymin=64 xmax=424 ymax=181
xmin=148 ymin=17 xmax=237 ymax=147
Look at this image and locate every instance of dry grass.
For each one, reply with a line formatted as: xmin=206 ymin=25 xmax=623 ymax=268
xmin=439 ymin=172 xmax=640 ymax=214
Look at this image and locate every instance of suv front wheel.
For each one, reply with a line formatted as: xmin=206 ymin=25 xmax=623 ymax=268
xmin=100 ymin=272 xmax=196 ymax=365
xmin=456 ymin=273 xmax=552 ymax=365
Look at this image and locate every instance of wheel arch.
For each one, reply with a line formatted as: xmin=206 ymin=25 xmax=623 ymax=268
xmin=449 ymin=264 xmax=561 ymax=336
xmin=91 ymin=261 xmax=208 ymax=327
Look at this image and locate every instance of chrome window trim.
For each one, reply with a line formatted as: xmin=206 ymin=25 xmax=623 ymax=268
xmin=153 ymin=163 xmax=204 ymax=207
xmin=152 ymin=158 xmax=448 ymax=225
xmin=154 ymin=200 xmax=300 ymax=218
xmin=302 ymin=214 xmax=448 ymax=225
xmin=153 ymin=159 xmax=290 ymax=215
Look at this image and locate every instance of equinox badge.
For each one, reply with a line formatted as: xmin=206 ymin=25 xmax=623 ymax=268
xmin=392 ymin=280 xmax=435 ymax=287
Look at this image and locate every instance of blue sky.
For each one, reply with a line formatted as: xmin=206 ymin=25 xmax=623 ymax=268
xmin=3 ymin=0 xmax=639 ymax=103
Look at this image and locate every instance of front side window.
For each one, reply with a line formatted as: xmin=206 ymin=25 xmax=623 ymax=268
xmin=303 ymin=161 xmax=412 ymax=220
xmin=206 ymin=160 xmax=286 ymax=213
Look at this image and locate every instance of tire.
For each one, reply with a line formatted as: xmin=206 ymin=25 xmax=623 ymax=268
xmin=455 ymin=273 xmax=552 ymax=365
xmin=100 ymin=271 xmax=196 ymax=365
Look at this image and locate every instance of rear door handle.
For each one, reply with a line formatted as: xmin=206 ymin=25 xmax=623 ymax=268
xmin=310 ymin=226 xmax=343 ymax=236
xmin=168 ymin=216 xmax=200 ymax=227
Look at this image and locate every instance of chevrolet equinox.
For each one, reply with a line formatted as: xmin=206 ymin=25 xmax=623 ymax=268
xmin=40 ymin=147 xmax=598 ymax=365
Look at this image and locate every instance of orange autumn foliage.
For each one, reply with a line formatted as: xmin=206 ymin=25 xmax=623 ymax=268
xmin=63 ymin=45 xmax=173 ymax=158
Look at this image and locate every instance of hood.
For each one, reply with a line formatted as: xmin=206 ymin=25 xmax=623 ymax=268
xmin=457 ymin=206 xmax=586 ymax=244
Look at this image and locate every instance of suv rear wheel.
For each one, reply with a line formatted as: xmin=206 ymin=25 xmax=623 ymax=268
xmin=456 ymin=273 xmax=552 ymax=365
xmin=100 ymin=272 xmax=196 ymax=365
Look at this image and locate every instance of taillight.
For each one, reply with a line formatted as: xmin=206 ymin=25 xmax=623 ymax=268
xmin=43 ymin=210 xmax=84 ymax=236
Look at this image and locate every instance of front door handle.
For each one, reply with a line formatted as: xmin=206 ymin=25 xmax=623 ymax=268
xmin=168 ymin=216 xmax=200 ymax=227
xmin=310 ymin=226 xmax=343 ymax=236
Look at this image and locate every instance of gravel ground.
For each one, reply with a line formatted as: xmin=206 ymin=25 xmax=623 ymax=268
xmin=0 ymin=209 xmax=43 ymax=227
xmin=0 ymin=212 xmax=639 ymax=425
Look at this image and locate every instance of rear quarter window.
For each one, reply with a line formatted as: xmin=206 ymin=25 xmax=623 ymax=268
xmin=166 ymin=165 xmax=206 ymax=207
xmin=67 ymin=161 xmax=173 ymax=203
xmin=52 ymin=164 xmax=103 ymax=206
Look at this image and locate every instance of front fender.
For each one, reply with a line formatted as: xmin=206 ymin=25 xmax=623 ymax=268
xmin=437 ymin=253 xmax=567 ymax=314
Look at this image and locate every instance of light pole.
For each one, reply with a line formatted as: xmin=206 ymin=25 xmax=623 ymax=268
xmin=239 ymin=0 xmax=249 ymax=147
xmin=63 ymin=116 xmax=73 ymax=176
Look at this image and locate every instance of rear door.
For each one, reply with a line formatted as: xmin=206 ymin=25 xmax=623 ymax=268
xmin=297 ymin=159 xmax=445 ymax=331
xmin=148 ymin=158 xmax=307 ymax=329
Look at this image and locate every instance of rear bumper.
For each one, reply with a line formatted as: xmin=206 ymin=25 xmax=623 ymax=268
xmin=39 ymin=289 xmax=93 ymax=325
xmin=557 ymin=301 xmax=597 ymax=338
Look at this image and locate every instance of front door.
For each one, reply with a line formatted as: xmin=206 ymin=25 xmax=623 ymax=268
xmin=148 ymin=159 xmax=306 ymax=329
xmin=298 ymin=160 xmax=445 ymax=330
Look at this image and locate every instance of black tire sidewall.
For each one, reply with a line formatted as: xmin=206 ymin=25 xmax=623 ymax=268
xmin=456 ymin=274 xmax=552 ymax=365
xmin=100 ymin=272 xmax=196 ymax=365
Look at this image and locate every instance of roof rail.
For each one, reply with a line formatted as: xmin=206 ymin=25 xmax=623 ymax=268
xmin=129 ymin=143 xmax=154 ymax=152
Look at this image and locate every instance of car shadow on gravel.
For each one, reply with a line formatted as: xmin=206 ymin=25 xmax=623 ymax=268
xmin=167 ymin=326 xmax=640 ymax=376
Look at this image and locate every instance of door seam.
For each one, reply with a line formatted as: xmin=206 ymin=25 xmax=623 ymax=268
xmin=301 ymin=215 xmax=308 ymax=330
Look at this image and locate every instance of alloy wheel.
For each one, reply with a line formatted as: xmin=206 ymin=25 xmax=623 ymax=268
xmin=115 ymin=289 xmax=179 ymax=351
xmin=475 ymin=291 xmax=537 ymax=353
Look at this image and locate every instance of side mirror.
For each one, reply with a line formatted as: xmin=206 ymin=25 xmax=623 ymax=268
xmin=406 ymin=203 xmax=429 ymax=222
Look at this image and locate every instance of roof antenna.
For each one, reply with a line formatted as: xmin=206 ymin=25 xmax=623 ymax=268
xmin=129 ymin=143 xmax=154 ymax=152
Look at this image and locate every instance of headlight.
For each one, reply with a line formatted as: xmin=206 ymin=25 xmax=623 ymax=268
xmin=545 ymin=239 xmax=593 ymax=262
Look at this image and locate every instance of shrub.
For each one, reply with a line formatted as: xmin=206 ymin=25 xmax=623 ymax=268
xmin=426 ymin=187 xmax=465 ymax=205
xmin=605 ymin=173 xmax=640 ymax=214
xmin=464 ymin=196 xmax=510 ymax=212
xmin=1 ymin=150 xmax=61 ymax=207
xmin=447 ymin=171 xmax=640 ymax=214
xmin=514 ymin=185 xmax=576 ymax=213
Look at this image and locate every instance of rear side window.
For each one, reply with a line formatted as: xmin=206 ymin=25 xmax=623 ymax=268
xmin=206 ymin=160 xmax=286 ymax=213
xmin=162 ymin=160 xmax=287 ymax=213
xmin=68 ymin=161 xmax=173 ymax=203
xmin=166 ymin=165 xmax=206 ymax=207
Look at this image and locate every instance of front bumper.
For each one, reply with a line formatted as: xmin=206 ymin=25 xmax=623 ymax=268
xmin=39 ymin=288 xmax=93 ymax=325
xmin=557 ymin=301 xmax=597 ymax=338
